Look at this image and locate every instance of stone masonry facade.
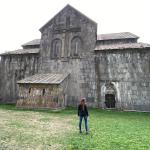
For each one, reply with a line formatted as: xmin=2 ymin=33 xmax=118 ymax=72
xmin=0 ymin=4 xmax=150 ymax=111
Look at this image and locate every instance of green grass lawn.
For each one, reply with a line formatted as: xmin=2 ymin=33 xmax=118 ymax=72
xmin=0 ymin=105 xmax=150 ymax=150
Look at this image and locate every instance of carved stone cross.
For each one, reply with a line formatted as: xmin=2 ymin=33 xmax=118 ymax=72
xmin=53 ymin=17 xmax=81 ymax=34
xmin=53 ymin=17 xmax=81 ymax=58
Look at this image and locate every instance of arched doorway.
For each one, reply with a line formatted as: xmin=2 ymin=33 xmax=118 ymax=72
xmin=105 ymin=83 xmax=116 ymax=108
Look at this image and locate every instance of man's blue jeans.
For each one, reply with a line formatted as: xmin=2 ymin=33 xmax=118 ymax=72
xmin=79 ymin=115 xmax=88 ymax=132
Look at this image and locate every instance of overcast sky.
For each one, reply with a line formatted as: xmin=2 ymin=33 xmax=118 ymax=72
xmin=0 ymin=0 xmax=150 ymax=53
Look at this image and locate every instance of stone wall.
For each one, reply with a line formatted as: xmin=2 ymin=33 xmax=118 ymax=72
xmin=40 ymin=5 xmax=97 ymax=59
xmin=39 ymin=5 xmax=98 ymax=107
xmin=0 ymin=54 xmax=39 ymax=103
xmin=17 ymin=83 xmax=65 ymax=109
xmin=0 ymin=5 xmax=150 ymax=111
xmin=95 ymin=49 xmax=150 ymax=111
xmin=39 ymin=52 xmax=97 ymax=107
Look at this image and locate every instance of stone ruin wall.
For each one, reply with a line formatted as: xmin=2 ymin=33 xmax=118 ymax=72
xmin=95 ymin=49 xmax=150 ymax=111
xmin=17 ymin=83 xmax=65 ymax=109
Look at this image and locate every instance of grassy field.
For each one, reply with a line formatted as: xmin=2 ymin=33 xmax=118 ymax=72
xmin=0 ymin=105 xmax=150 ymax=150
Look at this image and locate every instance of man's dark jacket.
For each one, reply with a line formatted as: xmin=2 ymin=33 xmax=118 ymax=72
xmin=78 ymin=104 xmax=89 ymax=116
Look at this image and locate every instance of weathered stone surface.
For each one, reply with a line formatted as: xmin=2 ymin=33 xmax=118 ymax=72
xmin=0 ymin=54 xmax=39 ymax=102
xmin=0 ymin=5 xmax=150 ymax=111
xmin=38 ymin=5 xmax=97 ymax=107
xmin=17 ymin=83 xmax=65 ymax=109
xmin=96 ymin=50 xmax=150 ymax=111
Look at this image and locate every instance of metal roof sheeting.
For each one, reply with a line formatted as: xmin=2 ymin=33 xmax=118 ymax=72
xmin=94 ymin=42 xmax=150 ymax=51
xmin=0 ymin=48 xmax=40 ymax=56
xmin=17 ymin=73 xmax=69 ymax=84
xmin=22 ymin=39 xmax=40 ymax=46
xmin=97 ymin=32 xmax=139 ymax=41
xmin=18 ymin=32 xmax=139 ymax=48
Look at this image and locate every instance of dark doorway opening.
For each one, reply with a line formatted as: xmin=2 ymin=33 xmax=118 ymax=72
xmin=105 ymin=94 xmax=116 ymax=108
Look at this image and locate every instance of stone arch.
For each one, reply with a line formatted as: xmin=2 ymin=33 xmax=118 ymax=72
xmin=101 ymin=81 xmax=118 ymax=108
xmin=51 ymin=39 xmax=62 ymax=58
xmin=71 ymin=36 xmax=82 ymax=57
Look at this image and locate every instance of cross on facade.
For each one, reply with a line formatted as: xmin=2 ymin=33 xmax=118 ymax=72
xmin=53 ymin=17 xmax=81 ymax=34
xmin=53 ymin=17 xmax=81 ymax=57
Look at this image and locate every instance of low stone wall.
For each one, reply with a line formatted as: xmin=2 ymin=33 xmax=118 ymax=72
xmin=16 ymin=98 xmax=62 ymax=109
xmin=17 ymin=84 xmax=65 ymax=109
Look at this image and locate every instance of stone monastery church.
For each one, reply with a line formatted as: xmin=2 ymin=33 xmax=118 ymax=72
xmin=0 ymin=5 xmax=150 ymax=111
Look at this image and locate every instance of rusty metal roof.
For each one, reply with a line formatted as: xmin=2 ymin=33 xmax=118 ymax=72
xmin=94 ymin=42 xmax=150 ymax=51
xmin=97 ymin=32 xmax=139 ymax=41
xmin=17 ymin=73 xmax=69 ymax=84
xmin=22 ymin=39 xmax=40 ymax=46
xmin=0 ymin=48 xmax=40 ymax=56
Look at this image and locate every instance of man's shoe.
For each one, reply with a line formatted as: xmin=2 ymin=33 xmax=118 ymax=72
xmin=79 ymin=131 xmax=82 ymax=133
xmin=86 ymin=131 xmax=88 ymax=134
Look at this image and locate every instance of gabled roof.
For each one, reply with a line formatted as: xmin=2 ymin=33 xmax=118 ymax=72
xmin=39 ymin=4 xmax=97 ymax=32
xmin=94 ymin=42 xmax=150 ymax=51
xmin=22 ymin=39 xmax=40 ymax=46
xmin=0 ymin=48 xmax=40 ymax=56
xmin=17 ymin=73 xmax=69 ymax=84
xmin=97 ymin=32 xmax=139 ymax=41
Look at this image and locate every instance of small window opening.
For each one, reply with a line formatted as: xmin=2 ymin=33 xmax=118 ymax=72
xmin=42 ymin=89 xmax=45 ymax=96
xmin=29 ymin=88 xmax=31 ymax=94
xmin=75 ymin=42 xmax=78 ymax=55
xmin=66 ymin=16 xmax=70 ymax=27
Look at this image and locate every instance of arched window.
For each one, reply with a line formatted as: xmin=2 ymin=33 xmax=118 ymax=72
xmin=71 ymin=37 xmax=82 ymax=57
xmin=51 ymin=39 xmax=62 ymax=58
